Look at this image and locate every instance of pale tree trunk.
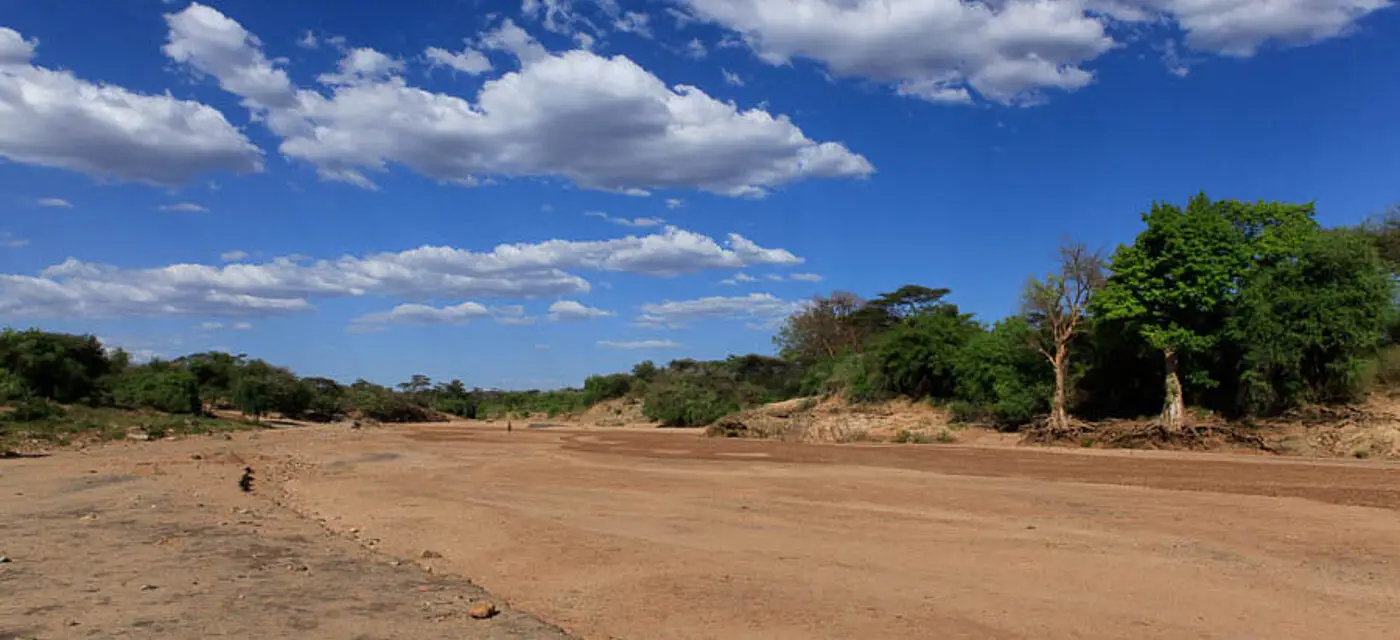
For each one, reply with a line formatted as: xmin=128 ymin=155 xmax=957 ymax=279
xmin=1161 ymin=348 xmax=1185 ymax=433
xmin=1050 ymin=347 xmax=1069 ymax=431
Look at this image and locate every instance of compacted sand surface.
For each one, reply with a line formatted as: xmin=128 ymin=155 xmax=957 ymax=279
xmin=4 ymin=422 xmax=1400 ymax=639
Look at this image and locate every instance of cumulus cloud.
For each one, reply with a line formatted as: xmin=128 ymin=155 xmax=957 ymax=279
xmin=789 ymin=272 xmax=823 ymax=282
xmin=665 ymin=198 xmax=684 ymax=209
xmin=722 ymin=68 xmax=744 ymax=87
xmin=159 ymin=202 xmax=210 ymax=213
xmin=0 ymin=25 xmax=261 ymax=184
xmin=1104 ymin=0 xmax=1391 ymax=57
xmin=221 ymin=250 xmax=249 ymax=262
xmin=637 ymin=292 xmax=800 ymax=327
xmin=37 ymin=197 xmax=71 ymax=208
xmin=719 ymin=272 xmax=758 ymax=285
xmin=350 ymin=301 xmax=520 ymax=328
xmin=680 ymin=0 xmax=1390 ymax=105
xmin=598 ymin=339 xmax=683 ymax=349
xmin=0 ymin=226 xmax=799 ymax=318
xmin=548 ymin=300 xmax=615 ymax=321
xmin=425 ymin=45 xmax=494 ymax=75
xmin=584 ymin=211 xmax=666 ymax=227
xmin=162 ymin=4 xmax=872 ymax=195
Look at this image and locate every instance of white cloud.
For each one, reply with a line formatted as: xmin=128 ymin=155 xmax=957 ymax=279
xmin=548 ymin=299 xmax=615 ymax=321
xmin=425 ymin=45 xmax=494 ymax=75
xmin=318 ymin=47 xmax=405 ymax=86
xmin=159 ymin=202 xmax=210 ymax=213
xmin=1 ymin=232 xmax=28 ymax=248
xmin=36 ymin=197 xmax=71 ymax=208
xmin=221 ymin=250 xmax=249 ymax=262
xmin=680 ymin=0 xmax=1390 ymax=105
xmin=163 ymin=5 xmax=872 ymax=195
xmin=665 ymin=198 xmax=684 ymax=209
xmin=0 ymin=226 xmax=798 ymax=318
xmin=685 ymin=38 xmax=708 ymax=58
xmin=638 ymin=292 xmax=800 ymax=326
xmin=584 ymin=211 xmax=666 ymax=227
xmin=598 ymin=339 xmax=683 ymax=349
xmin=297 ymin=31 xmax=319 ymax=49
xmin=352 ymin=301 xmax=497 ymax=327
xmin=231 ymin=321 xmax=253 ymax=330
xmin=1105 ymin=0 xmax=1391 ymax=57
xmin=722 ymin=68 xmax=744 ymax=87
xmin=200 ymin=321 xmax=224 ymax=330
xmin=789 ymin=272 xmax=823 ymax=282
xmin=719 ymin=272 xmax=758 ymax=285
xmin=614 ymin=11 xmax=654 ymax=37
xmin=0 ymin=25 xmax=261 ymax=184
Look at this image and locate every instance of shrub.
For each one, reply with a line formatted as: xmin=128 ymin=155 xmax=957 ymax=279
xmin=582 ymin=373 xmax=634 ymax=405
xmin=113 ymin=368 xmax=202 ymax=414
xmin=5 ymin=398 xmax=65 ymax=422
xmin=642 ymin=380 xmax=739 ymax=427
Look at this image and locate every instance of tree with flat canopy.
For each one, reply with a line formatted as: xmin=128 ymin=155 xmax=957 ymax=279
xmin=1095 ymin=194 xmax=1317 ymax=431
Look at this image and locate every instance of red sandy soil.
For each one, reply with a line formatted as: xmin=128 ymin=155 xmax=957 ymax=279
xmin=5 ymin=422 xmax=1400 ymax=639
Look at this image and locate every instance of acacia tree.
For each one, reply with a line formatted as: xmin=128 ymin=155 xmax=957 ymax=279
xmin=1096 ymin=194 xmax=1317 ymax=431
xmin=1022 ymin=241 xmax=1105 ymax=431
xmin=774 ymin=291 xmax=868 ymax=364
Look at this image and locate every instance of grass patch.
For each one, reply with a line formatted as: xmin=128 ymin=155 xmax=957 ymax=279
xmin=892 ymin=428 xmax=957 ymax=444
xmin=1 ymin=405 xmax=258 ymax=450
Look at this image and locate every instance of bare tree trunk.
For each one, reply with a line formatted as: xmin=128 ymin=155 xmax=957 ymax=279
xmin=1161 ymin=348 xmax=1185 ymax=433
xmin=1050 ymin=349 xmax=1069 ymax=431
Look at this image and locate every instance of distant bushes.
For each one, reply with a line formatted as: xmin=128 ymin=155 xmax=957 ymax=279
xmin=112 ymin=366 xmax=202 ymax=414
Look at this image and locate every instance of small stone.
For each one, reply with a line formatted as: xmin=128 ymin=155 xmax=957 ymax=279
xmin=420 ymin=550 xmax=443 ymax=559
xmin=139 ymin=584 xmax=158 ymax=591
xmin=349 ymin=528 xmax=360 ymax=535
xmin=467 ymin=601 xmax=498 ymax=619
xmin=0 ymin=556 xmax=11 ymax=563
xmin=191 ymin=454 xmax=203 ymax=460
xmin=390 ymin=561 xmax=402 ymax=567
xmin=1025 ymin=525 xmax=1037 ymax=530
xmin=79 ymin=513 xmax=98 ymax=521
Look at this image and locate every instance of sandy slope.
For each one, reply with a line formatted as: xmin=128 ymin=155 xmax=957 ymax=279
xmin=5 ymin=423 xmax=1400 ymax=638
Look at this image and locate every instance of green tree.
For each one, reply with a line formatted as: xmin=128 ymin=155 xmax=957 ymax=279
xmin=871 ymin=307 xmax=981 ymax=399
xmin=1096 ymin=194 xmax=1317 ymax=430
xmin=1233 ymin=229 xmax=1392 ymax=413
xmin=112 ymin=365 xmax=202 ymax=414
xmin=953 ymin=317 xmax=1053 ymax=429
xmin=0 ymin=329 xmax=112 ymax=404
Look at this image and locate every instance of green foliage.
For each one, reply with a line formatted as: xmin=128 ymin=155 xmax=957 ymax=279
xmin=642 ymin=378 xmax=740 ymax=427
xmin=5 ymin=397 xmax=65 ymax=422
xmin=345 ymin=380 xmax=431 ymax=423
xmin=0 ymin=329 xmax=112 ymax=404
xmin=582 ymin=373 xmax=634 ymax=405
xmin=1233 ymin=229 xmax=1392 ymax=413
xmin=638 ymin=355 xmax=801 ymax=426
xmin=952 ymin=317 xmax=1053 ymax=429
xmin=870 ymin=308 xmax=981 ymax=399
xmin=112 ymin=365 xmax=202 ymax=414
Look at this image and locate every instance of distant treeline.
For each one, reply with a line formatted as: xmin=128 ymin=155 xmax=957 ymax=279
xmin=4 ymin=194 xmax=1399 ymax=433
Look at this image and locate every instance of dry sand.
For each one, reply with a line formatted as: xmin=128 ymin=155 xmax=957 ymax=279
xmin=4 ymin=422 xmax=1400 ymax=639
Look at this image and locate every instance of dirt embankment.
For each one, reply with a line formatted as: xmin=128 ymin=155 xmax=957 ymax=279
xmin=709 ymin=395 xmax=1400 ymax=459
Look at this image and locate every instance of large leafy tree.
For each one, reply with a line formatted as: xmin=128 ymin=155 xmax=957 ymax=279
xmin=1022 ymin=241 xmax=1105 ymax=431
xmin=1233 ymin=229 xmax=1392 ymax=413
xmin=1095 ymin=194 xmax=1317 ymax=431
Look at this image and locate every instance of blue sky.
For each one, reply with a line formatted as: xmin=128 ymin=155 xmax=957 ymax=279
xmin=2 ymin=0 xmax=1398 ymax=388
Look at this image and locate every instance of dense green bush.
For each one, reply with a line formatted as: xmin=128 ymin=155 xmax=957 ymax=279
xmin=5 ymin=397 xmax=65 ymax=422
xmin=583 ymin=373 xmax=634 ymax=405
xmin=951 ymin=317 xmax=1052 ymax=429
xmin=0 ymin=329 xmax=113 ymax=404
xmin=112 ymin=366 xmax=202 ymax=414
xmin=642 ymin=379 xmax=740 ymax=427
